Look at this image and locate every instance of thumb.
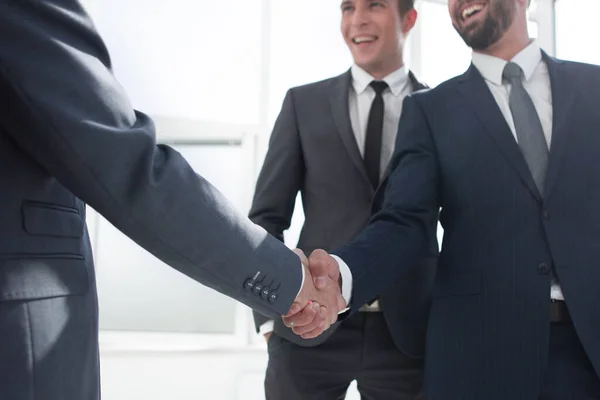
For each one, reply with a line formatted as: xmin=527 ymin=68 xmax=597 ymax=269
xmin=292 ymin=248 xmax=309 ymax=267
xmin=309 ymin=249 xmax=336 ymax=289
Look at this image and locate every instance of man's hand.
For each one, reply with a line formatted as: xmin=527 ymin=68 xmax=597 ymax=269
xmin=283 ymin=249 xmax=345 ymax=339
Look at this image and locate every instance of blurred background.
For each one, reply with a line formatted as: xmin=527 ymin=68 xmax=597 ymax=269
xmin=78 ymin=0 xmax=598 ymax=398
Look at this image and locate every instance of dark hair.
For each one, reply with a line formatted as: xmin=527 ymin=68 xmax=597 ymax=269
xmin=398 ymin=0 xmax=415 ymax=16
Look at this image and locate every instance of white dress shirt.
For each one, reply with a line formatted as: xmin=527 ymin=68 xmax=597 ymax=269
xmin=259 ymin=66 xmax=413 ymax=335
xmin=349 ymin=64 xmax=413 ymax=178
xmin=337 ymin=40 xmax=564 ymax=308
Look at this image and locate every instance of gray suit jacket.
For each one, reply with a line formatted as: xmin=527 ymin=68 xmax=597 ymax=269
xmin=250 ymin=70 xmax=436 ymax=356
xmin=0 ymin=1 xmax=301 ymax=399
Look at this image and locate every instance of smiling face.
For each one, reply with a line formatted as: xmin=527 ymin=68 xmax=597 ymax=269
xmin=449 ymin=0 xmax=517 ymax=50
xmin=341 ymin=0 xmax=416 ymax=79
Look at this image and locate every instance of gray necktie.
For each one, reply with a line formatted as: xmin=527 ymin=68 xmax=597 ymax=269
xmin=503 ymin=62 xmax=549 ymax=195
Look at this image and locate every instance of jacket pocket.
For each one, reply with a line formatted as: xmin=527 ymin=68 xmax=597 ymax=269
xmin=0 ymin=254 xmax=89 ymax=302
xmin=22 ymin=201 xmax=84 ymax=238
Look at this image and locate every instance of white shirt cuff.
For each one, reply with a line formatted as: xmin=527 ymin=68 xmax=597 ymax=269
xmin=296 ymin=260 xmax=305 ymax=298
xmin=330 ymin=255 xmax=353 ymax=309
xmin=258 ymin=320 xmax=275 ymax=336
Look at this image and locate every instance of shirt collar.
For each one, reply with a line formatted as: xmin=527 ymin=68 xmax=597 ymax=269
xmin=471 ymin=40 xmax=543 ymax=86
xmin=350 ymin=64 xmax=410 ymax=96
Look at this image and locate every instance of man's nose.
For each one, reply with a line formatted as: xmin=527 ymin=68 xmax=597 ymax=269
xmin=351 ymin=5 xmax=370 ymax=26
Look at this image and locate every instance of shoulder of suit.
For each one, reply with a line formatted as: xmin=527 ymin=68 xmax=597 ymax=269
xmin=539 ymin=56 xmax=600 ymax=91
xmin=409 ymin=74 xmax=463 ymax=99
xmin=553 ymin=57 xmax=600 ymax=75
xmin=289 ymin=72 xmax=346 ymax=93
xmin=400 ymin=74 xmax=467 ymax=113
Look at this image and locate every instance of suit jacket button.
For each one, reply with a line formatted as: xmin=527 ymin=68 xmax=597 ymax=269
xmin=261 ymin=287 xmax=270 ymax=300
xmin=253 ymin=283 xmax=263 ymax=296
xmin=269 ymin=292 xmax=278 ymax=303
xmin=243 ymin=278 xmax=255 ymax=291
xmin=538 ymin=263 xmax=550 ymax=274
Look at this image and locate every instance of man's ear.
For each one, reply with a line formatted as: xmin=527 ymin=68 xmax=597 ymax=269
xmin=402 ymin=8 xmax=418 ymax=35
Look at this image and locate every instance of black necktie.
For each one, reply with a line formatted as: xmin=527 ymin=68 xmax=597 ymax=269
xmin=364 ymin=81 xmax=388 ymax=189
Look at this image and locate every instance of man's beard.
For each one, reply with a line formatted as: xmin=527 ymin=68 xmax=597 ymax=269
xmin=452 ymin=0 xmax=515 ymax=50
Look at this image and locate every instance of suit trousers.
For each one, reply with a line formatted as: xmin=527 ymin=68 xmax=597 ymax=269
xmin=538 ymin=319 xmax=600 ymax=400
xmin=264 ymin=312 xmax=425 ymax=400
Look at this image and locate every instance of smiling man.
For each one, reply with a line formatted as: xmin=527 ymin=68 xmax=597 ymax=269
xmin=249 ymin=0 xmax=434 ymax=399
xmin=285 ymin=0 xmax=600 ymax=398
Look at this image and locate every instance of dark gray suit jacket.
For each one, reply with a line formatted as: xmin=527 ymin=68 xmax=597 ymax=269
xmin=0 ymin=1 xmax=302 ymax=399
xmin=250 ymin=69 xmax=436 ymax=356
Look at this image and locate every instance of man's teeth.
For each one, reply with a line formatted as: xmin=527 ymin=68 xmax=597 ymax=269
xmin=462 ymin=4 xmax=483 ymax=19
xmin=353 ymin=36 xmax=376 ymax=44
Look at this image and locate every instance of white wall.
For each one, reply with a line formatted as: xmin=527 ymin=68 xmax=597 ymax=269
xmin=80 ymin=0 xmax=563 ymax=399
xmin=555 ymin=0 xmax=600 ymax=64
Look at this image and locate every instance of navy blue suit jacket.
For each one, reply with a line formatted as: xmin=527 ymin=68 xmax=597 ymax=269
xmin=336 ymin=53 xmax=600 ymax=400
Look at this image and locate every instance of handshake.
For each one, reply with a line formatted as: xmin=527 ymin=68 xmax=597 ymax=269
xmin=282 ymin=249 xmax=347 ymax=339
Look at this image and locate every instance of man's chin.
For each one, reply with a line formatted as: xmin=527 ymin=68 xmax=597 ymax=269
xmin=354 ymin=56 xmax=377 ymax=69
xmin=468 ymin=36 xmax=502 ymax=51
xmin=458 ymin=30 xmax=495 ymax=51
xmin=456 ymin=19 xmax=505 ymax=51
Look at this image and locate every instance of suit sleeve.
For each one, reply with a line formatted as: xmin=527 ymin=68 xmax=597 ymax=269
xmin=0 ymin=0 xmax=302 ymax=318
xmin=334 ymin=94 xmax=440 ymax=312
xmin=248 ymin=89 xmax=304 ymax=330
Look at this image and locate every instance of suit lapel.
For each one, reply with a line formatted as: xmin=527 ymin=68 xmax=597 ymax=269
xmin=409 ymin=70 xmax=428 ymax=91
xmin=457 ymin=64 xmax=542 ymax=202
xmin=330 ymin=70 xmax=371 ymax=186
xmin=543 ymin=54 xmax=575 ymax=202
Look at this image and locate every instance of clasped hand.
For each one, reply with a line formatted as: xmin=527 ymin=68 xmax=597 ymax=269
xmin=282 ymin=249 xmax=346 ymax=339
